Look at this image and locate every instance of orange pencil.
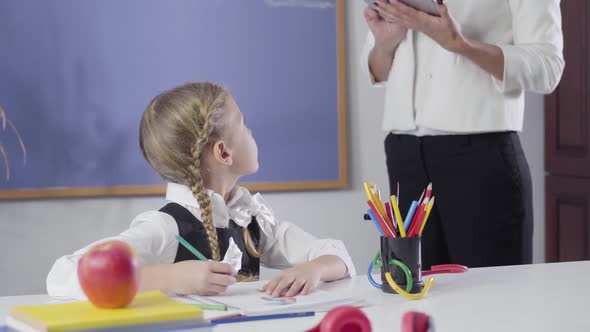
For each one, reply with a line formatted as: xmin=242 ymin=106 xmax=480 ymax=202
xmin=364 ymin=182 xmax=391 ymax=226
xmin=372 ymin=190 xmax=393 ymax=228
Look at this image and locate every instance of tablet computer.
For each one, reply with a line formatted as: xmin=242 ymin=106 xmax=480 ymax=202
xmin=364 ymin=0 xmax=442 ymax=17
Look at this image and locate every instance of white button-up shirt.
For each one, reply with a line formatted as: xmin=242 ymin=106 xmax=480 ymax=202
xmin=46 ymin=183 xmax=356 ymax=299
xmin=362 ymin=0 xmax=565 ymax=135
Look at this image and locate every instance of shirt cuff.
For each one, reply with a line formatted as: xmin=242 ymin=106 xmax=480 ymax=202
xmin=46 ymin=255 xmax=88 ymax=300
xmin=309 ymin=240 xmax=357 ymax=278
xmin=490 ymin=44 xmax=507 ymax=93
xmin=367 ymin=63 xmax=387 ymax=88
xmin=492 ymin=44 xmax=525 ymax=94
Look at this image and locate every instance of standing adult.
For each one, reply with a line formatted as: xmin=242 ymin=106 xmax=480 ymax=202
xmin=362 ymin=0 xmax=564 ymax=268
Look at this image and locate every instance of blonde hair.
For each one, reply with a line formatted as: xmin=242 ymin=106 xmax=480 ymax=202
xmin=139 ymin=82 xmax=259 ymax=265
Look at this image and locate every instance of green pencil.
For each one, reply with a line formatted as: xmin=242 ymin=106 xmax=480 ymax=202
xmin=175 ymin=235 xmax=208 ymax=261
xmin=193 ymin=303 xmax=227 ymax=311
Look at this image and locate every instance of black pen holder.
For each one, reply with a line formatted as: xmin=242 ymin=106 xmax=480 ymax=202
xmin=380 ymin=236 xmax=424 ymax=294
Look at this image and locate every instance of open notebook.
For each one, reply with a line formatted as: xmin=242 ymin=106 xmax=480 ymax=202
xmin=173 ymin=280 xmax=362 ymax=316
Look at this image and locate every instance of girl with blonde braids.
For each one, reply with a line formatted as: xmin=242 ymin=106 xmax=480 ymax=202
xmin=47 ymin=82 xmax=356 ymax=298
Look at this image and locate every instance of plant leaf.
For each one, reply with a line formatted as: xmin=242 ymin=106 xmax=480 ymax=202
xmin=4 ymin=117 xmax=26 ymax=164
xmin=0 ymin=143 xmax=10 ymax=180
xmin=0 ymin=105 xmax=6 ymax=131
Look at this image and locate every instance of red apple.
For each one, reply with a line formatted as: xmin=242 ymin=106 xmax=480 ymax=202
xmin=77 ymin=240 xmax=140 ymax=308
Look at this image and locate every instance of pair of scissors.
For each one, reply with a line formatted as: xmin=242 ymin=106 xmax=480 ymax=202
xmin=422 ymin=264 xmax=468 ymax=276
xmin=368 ymin=252 xmax=468 ymax=290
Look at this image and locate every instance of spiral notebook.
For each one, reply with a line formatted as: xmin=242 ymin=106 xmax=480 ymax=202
xmin=175 ymin=280 xmax=362 ymax=316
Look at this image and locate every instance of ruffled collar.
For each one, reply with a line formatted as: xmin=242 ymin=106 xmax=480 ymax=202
xmin=165 ymin=183 xmax=276 ymax=238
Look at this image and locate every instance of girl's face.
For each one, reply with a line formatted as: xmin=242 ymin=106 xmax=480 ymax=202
xmin=217 ymin=95 xmax=259 ymax=177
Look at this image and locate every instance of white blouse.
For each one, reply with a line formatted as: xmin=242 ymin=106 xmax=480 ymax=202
xmin=361 ymin=0 xmax=565 ymax=135
xmin=46 ymin=183 xmax=356 ymax=299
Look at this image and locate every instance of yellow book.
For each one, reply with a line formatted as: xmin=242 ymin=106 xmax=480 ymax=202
xmin=8 ymin=291 xmax=205 ymax=332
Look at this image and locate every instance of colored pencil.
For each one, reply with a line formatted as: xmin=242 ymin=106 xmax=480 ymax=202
xmin=391 ymin=196 xmax=406 ymax=238
xmin=176 ymin=235 xmax=207 ymax=261
xmin=419 ymin=197 xmax=435 ymax=235
xmin=367 ymin=209 xmax=386 ymax=237
xmin=368 ymin=200 xmax=395 ymax=237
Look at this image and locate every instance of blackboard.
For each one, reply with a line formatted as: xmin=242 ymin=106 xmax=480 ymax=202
xmin=0 ymin=0 xmax=347 ymax=199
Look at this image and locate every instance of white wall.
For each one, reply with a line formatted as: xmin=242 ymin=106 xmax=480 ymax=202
xmin=522 ymin=93 xmax=545 ymax=264
xmin=0 ymin=1 xmax=546 ymax=296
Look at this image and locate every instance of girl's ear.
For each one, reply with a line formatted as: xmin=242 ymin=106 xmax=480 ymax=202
xmin=211 ymin=140 xmax=233 ymax=166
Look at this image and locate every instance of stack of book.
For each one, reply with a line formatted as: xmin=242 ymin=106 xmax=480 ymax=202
xmin=4 ymin=291 xmax=211 ymax=331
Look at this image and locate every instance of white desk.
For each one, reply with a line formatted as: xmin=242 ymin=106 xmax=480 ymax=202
xmin=1 ymin=261 xmax=589 ymax=332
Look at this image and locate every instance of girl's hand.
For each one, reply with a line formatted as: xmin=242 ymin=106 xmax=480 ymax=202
xmin=262 ymin=261 xmax=324 ymax=297
xmin=171 ymin=260 xmax=236 ymax=296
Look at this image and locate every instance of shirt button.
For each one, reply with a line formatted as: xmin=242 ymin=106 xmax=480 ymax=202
xmin=427 ymin=73 xmax=433 ymax=79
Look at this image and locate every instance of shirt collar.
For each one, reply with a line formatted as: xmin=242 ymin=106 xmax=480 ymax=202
xmin=165 ymin=183 xmax=274 ymax=232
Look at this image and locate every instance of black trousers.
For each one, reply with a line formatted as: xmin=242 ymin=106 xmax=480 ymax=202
xmin=384 ymin=132 xmax=533 ymax=269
